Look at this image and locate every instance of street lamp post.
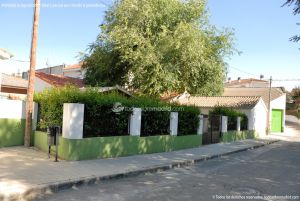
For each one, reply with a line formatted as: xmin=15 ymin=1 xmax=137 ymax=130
xmin=24 ymin=0 xmax=40 ymax=147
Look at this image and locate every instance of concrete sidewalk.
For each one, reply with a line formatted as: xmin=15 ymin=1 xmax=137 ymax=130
xmin=0 ymin=138 xmax=278 ymax=201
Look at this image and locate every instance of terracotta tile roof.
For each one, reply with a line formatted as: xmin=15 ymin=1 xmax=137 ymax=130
xmin=223 ymin=87 xmax=285 ymax=105
xmin=0 ymin=73 xmax=28 ymax=88
xmin=63 ymin=62 xmax=83 ymax=70
xmin=177 ymin=96 xmax=261 ymax=109
xmin=225 ymin=78 xmax=268 ymax=87
xmin=35 ymin=72 xmax=84 ymax=88
xmin=160 ymin=92 xmax=181 ymax=101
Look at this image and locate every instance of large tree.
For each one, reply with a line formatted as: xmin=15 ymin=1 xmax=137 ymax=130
xmin=83 ymin=0 xmax=235 ymax=96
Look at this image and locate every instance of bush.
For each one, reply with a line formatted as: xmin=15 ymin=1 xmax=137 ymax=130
xmin=34 ymin=86 xmax=200 ymax=137
xmin=177 ymin=106 xmax=200 ymax=136
xmin=227 ymin=116 xmax=237 ymax=131
xmin=34 ymin=86 xmax=82 ymax=130
xmin=141 ymin=111 xmax=170 ymax=136
xmin=209 ymin=106 xmax=248 ymax=131
xmin=34 ymin=86 xmax=132 ymax=137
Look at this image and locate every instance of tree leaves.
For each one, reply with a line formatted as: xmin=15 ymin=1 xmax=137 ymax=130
xmin=83 ymin=0 xmax=236 ymax=96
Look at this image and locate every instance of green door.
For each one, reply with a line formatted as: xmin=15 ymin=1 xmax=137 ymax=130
xmin=271 ymin=109 xmax=283 ymax=133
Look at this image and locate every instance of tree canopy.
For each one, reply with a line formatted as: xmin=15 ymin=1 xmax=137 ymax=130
xmin=82 ymin=0 xmax=236 ymax=96
xmin=282 ymin=0 xmax=300 ymax=43
xmin=291 ymin=86 xmax=300 ymax=99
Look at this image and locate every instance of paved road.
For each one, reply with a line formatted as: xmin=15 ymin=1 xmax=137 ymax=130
xmin=40 ymin=125 xmax=300 ymax=201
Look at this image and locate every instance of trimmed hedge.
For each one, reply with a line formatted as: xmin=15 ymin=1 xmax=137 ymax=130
xmin=178 ymin=106 xmax=199 ymax=136
xmin=141 ymin=111 xmax=170 ymax=137
xmin=34 ymin=86 xmax=200 ymax=137
xmin=209 ymin=106 xmax=248 ymax=131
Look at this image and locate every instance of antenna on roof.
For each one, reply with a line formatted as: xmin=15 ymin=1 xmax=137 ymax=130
xmin=46 ymin=59 xmax=50 ymax=67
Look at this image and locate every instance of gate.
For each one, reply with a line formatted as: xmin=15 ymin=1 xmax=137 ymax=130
xmin=202 ymin=115 xmax=222 ymax=145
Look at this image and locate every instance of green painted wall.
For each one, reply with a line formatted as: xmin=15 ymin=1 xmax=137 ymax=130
xmin=33 ymin=132 xmax=202 ymax=161
xmin=221 ymin=130 xmax=257 ymax=143
xmin=0 ymin=119 xmax=25 ymax=148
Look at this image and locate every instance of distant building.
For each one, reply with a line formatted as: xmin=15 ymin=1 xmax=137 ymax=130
xmin=225 ymin=78 xmax=269 ymax=88
xmin=22 ymin=63 xmax=85 ymax=80
xmin=169 ymin=87 xmax=286 ymax=134
xmin=222 ymin=87 xmax=286 ymax=133
xmin=63 ymin=63 xmax=85 ymax=78
xmin=177 ymin=96 xmax=267 ymax=136
xmin=22 ymin=64 xmax=64 ymax=80
xmin=0 ymin=73 xmax=28 ymax=94
xmin=0 ymin=73 xmax=28 ymax=100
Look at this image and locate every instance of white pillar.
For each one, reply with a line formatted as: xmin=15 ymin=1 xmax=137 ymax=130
xmin=197 ymin=115 xmax=204 ymax=135
xmin=237 ymin=117 xmax=241 ymax=131
xmin=170 ymin=112 xmax=178 ymax=136
xmin=32 ymin=102 xmax=38 ymax=130
xmin=130 ymin=108 xmax=141 ymax=136
xmin=221 ymin=116 xmax=228 ymax=133
xmin=62 ymin=103 xmax=84 ymax=139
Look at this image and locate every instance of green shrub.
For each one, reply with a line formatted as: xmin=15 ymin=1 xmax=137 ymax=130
xmin=177 ymin=106 xmax=200 ymax=136
xmin=209 ymin=106 xmax=248 ymax=131
xmin=141 ymin=111 xmax=170 ymax=136
xmin=34 ymin=85 xmax=82 ymax=130
xmin=34 ymin=86 xmax=200 ymax=137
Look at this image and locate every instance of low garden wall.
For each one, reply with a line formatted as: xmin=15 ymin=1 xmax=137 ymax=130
xmin=0 ymin=100 xmax=26 ymax=148
xmin=221 ymin=130 xmax=257 ymax=143
xmin=0 ymin=99 xmax=38 ymax=148
xmin=33 ymin=131 xmax=202 ymax=160
xmin=0 ymin=119 xmax=25 ymax=148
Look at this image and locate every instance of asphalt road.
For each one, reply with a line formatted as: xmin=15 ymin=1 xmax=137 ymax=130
xmin=40 ymin=127 xmax=300 ymax=201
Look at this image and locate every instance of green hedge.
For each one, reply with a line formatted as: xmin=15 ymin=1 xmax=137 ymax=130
xmin=141 ymin=111 xmax=169 ymax=136
xmin=34 ymin=86 xmax=200 ymax=137
xmin=178 ymin=107 xmax=199 ymax=136
xmin=209 ymin=107 xmax=248 ymax=130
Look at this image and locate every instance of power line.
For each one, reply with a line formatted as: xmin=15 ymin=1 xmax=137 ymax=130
xmin=10 ymin=59 xmax=29 ymax=63
xmin=227 ymin=66 xmax=300 ymax=82
xmin=227 ymin=66 xmax=259 ymax=77
xmin=272 ymin=79 xmax=300 ymax=82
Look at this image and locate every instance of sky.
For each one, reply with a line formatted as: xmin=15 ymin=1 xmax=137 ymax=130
xmin=0 ymin=0 xmax=299 ymax=90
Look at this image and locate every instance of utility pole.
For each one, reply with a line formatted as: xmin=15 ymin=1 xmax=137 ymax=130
xmin=24 ymin=0 xmax=40 ymax=147
xmin=267 ymin=76 xmax=272 ymax=135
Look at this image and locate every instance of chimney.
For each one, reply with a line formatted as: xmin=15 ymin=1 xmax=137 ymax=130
xmin=237 ymin=77 xmax=241 ymax=82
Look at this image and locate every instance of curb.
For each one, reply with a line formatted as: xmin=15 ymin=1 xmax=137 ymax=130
xmin=12 ymin=139 xmax=280 ymax=201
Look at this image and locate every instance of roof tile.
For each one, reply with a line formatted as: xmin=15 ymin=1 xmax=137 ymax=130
xmin=35 ymin=72 xmax=84 ymax=88
xmin=223 ymin=87 xmax=284 ymax=105
xmin=177 ymin=96 xmax=261 ymax=109
xmin=0 ymin=73 xmax=28 ymax=88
